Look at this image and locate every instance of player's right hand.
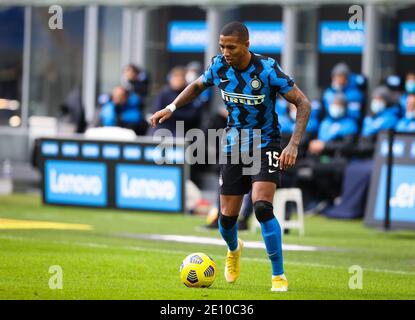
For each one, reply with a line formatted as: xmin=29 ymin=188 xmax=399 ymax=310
xmin=279 ymin=142 xmax=298 ymax=171
xmin=150 ymin=108 xmax=173 ymax=128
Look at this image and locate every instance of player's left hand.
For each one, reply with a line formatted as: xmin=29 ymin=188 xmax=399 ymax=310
xmin=279 ymin=142 xmax=298 ymax=170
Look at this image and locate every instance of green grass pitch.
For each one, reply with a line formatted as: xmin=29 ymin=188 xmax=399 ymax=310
xmin=0 ymin=194 xmax=414 ymax=300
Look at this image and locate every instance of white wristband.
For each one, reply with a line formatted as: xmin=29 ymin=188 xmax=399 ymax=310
xmin=166 ymin=104 xmax=176 ymax=112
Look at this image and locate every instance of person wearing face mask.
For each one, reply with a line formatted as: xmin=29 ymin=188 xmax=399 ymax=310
xmin=399 ymin=72 xmax=415 ymax=118
xmin=185 ymin=62 xmax=212 ymax=107
xmin=396 ymin=94 xmax=415 ymax=133
xmin=338 ymin=85 xmax=400 ymax=159
xmin=185 ymin=61 xmax=202 ymax=85
xmin=325 ymin=88 xmax=400 ymax=220
xmin=322 ymin=63 xmax=364 ymax=122
xmin=309 ymin=93 xmax=358 ymax=154
xmin=361 ymin=86 xmax=399 ymax=140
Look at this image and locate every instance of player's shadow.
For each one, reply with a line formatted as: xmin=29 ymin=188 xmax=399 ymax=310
xmin=386 ymin=232 xmax=415 ymax=240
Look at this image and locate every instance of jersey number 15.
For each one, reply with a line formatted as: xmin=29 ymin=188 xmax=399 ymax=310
xmin=266 ymin=151 xmax=280 ymax=168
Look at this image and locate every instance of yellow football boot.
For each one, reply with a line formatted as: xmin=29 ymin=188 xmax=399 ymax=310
xmin=224 ymin=239 xmax=243 ymax=283
xmin=271 ymin=274 xmax=288 ymax=292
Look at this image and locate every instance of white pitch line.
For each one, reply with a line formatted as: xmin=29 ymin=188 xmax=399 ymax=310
xmin=118 ymin=233 xmax=322 ymax=252
xmin=1 ymin=234 xmax=415 ymax=276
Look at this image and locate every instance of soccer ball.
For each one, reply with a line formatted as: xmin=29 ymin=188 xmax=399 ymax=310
xmin=180 ymin=252 xmax=217 ymax=288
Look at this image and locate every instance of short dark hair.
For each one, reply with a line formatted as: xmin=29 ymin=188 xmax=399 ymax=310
xmin=220 ymin=21 xmax=249 ymax=42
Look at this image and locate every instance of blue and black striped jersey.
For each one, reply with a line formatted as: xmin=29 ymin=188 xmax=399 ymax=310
xmin=202 ymin=52 xmax=294 ymax=152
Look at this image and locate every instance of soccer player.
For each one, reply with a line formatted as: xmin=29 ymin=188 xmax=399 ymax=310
xmin=150 ymin=21 xmax=311 ymax=292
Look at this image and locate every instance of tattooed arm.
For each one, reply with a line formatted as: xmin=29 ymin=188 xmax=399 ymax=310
xmin=279 ymin=84 xmax=311 ymax=170
xmin=150 ymin=76 xmax=206 ymax=128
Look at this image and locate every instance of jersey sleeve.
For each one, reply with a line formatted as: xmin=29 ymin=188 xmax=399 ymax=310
xmin=201 ymin=56 xmax=218 ymax=88
xmin=269 ymin=61 xmax=295 ymax=95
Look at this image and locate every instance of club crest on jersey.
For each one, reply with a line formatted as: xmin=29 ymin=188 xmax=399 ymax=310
xmin=250 ymin=77 xmax=262 ymax=90
xmin=220 ymin=90 xmax=265 ymax=105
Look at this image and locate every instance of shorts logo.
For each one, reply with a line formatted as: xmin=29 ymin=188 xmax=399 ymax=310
xmin=250 ymin=77 xmax=262 ymax=90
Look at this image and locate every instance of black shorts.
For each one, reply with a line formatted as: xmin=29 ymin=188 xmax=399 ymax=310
xmin=219 ymin=146 xmax=282 ymax=195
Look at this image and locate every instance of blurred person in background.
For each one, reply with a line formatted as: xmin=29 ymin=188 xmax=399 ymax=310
xmin=185 ymin=61 xmax=211 ymax=112
xmin=122 ymin=64 xmax=150 ymax=100
xmin=185 ymin=61 xmax=202 ymax=86
xmin=322 ymin=62 xmax=364 ymax=123
xmin=151 ymin=66 xmax=203 ymax=186
xmin=359 ymin=86 xmax=400 ymax=149
xmin=382 ymin=74 xmax=402 ymax=106
xmin=396 ymin=94 xmax=415 ymax=133
xmin=308 ymin=93 xmax=358 ymax=157
xmin=151 ymin=66 xmax=201 ymax=137
xmin=297 ymin=93 xmax=358 ymax=213
xmin=58 ymin=85 xmax=86 ymax=133
xmin=100 ymin=85 xmax=146 ymax=135
xmin=122 ymin=64 xmax=150 ymax=135
xmin=185 ymin=61 xmax=211 ymax=131
xmin=324 ymin=86 xmax=399 ymax=219
xmin=184 ymin=61 xmax=210 ymax=184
